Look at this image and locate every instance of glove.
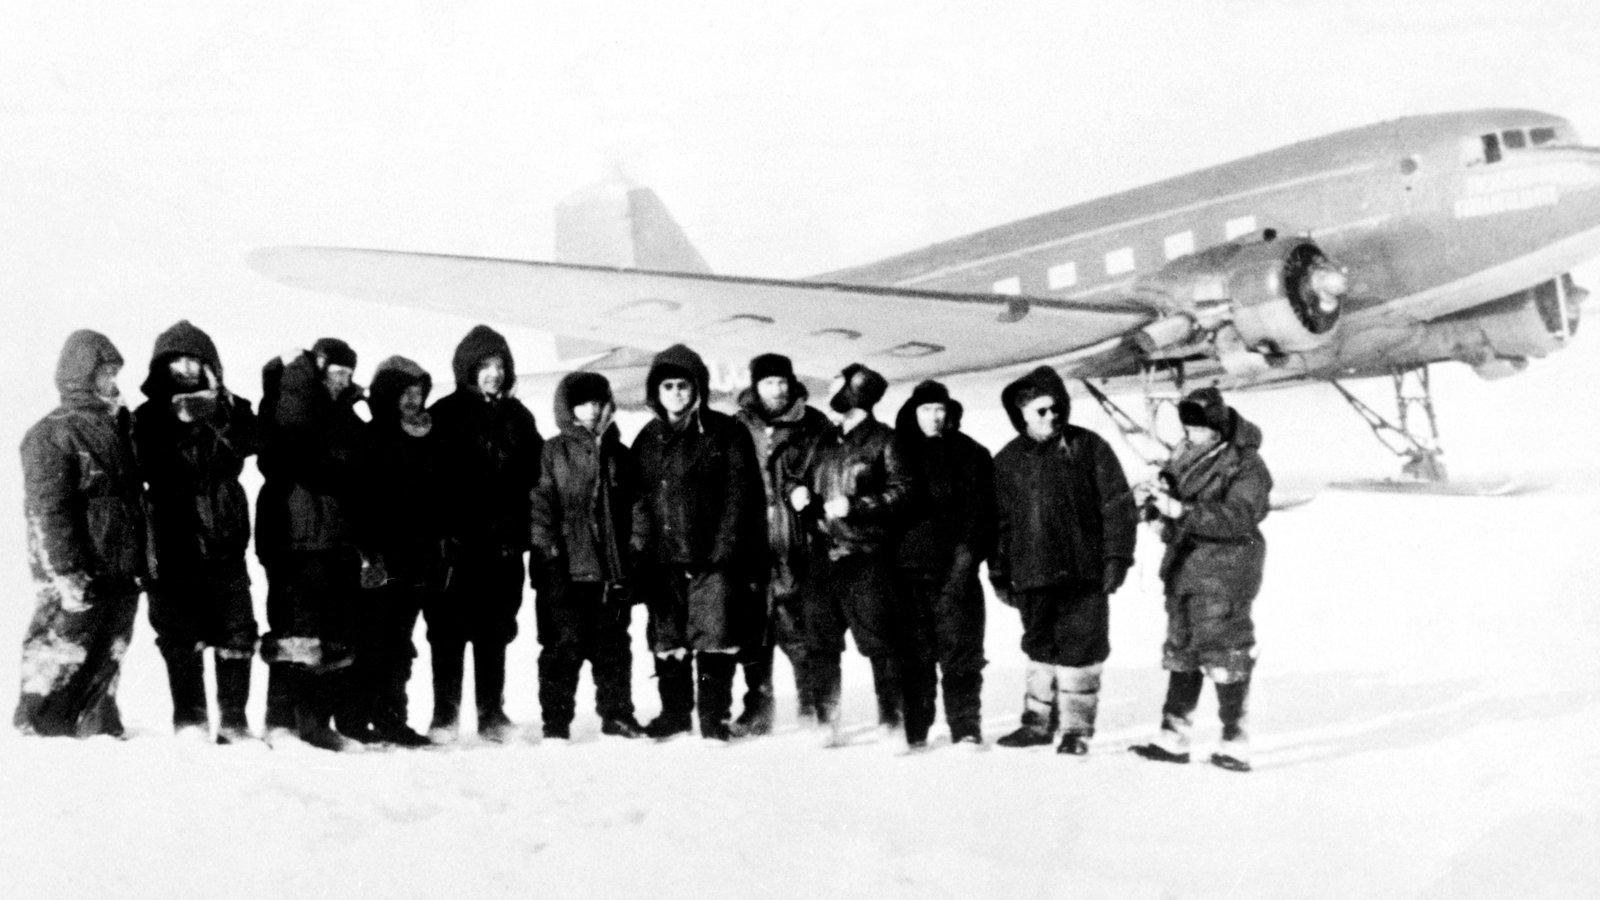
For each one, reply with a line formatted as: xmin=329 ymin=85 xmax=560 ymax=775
xmin=171 ymin=390 xmax=219 ymax=423
xmin=1102 ymin=559 xmax=1130 ymax=595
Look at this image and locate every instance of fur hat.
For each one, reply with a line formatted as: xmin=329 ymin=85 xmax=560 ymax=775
xmin=750 ymin=353 xmax=796 ymax=385
xmin=311 ymin=337 xmax=357 ymax=370
xmin=1177 ymin=386 xmax=1230 ymax=433
xmin=566 ymin=371 xmax=613 ymax=409
xmin=828 ymin=363 xmax=888 ymax=413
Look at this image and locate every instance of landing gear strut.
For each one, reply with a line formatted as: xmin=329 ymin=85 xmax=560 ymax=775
xmin=1079 ymin=373 xmax=1176 ymax=468
xmin=1329 ymin=366 xmax=1448 ymax=482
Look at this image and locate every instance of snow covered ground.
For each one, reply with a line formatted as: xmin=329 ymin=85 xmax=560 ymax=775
xmin=5 ymin=4 xmax=1600 ymax=896
xmin=1 ymin=287 xmax=1597 ymax=899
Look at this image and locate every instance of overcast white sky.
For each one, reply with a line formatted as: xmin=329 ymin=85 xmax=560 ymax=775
xmin=3 ymin=0 xmax=1600 ymax=461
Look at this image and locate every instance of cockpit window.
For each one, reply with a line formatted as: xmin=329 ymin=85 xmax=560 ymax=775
xmin=1531 ymin=126 xmax=1559 ymax=146
xmin=1502 ymin=129 xmax=1527 ymax=150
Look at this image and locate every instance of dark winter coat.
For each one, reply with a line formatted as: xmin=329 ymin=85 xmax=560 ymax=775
xmin=255 ymin=348 xmax=368 ymax=559
xmin=21 ymin=330 xmax=147 ymax=582
xmin=991 ymin=366 xmax=1137 ymax=594
xmin=733 ymin=383 xmax=830 ymax=597
xmin=363 ymin=356 xmax=441 ymax=585
xmin=892 ymin=385 xmax=996 ymax=589
xmin=133 ymin=321 xmax=258 ymax=568
xmin=429 ymin=326 xmax=543 ymax=554
xmin=630 ymin=344 xmax=765 ymax=570
xmin=804 ymin=413 xmax=909 ymax=560
xmin=531 ymin=371 xmax=635 ymax=584
xmin=1158 ymin=409 xmax=1272 ymax=600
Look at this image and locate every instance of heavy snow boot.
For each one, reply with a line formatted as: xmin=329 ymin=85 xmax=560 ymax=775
xmin=538 ymin=654 xmax=581 ymax=739
xmin=264 ymin=663 xmax=297 ymax=735
xmin=645 ymin=655 xmax=694 ymax=739
xmin=214 ymin=653 xmax=254 ymax=744
xmin=696 ymin=652 xmax=738 ymax=741
xmin=1130 ymin=670 xmax=1203 ymax=764
xmin=731 ymin=652 xmax=775 ymax=738
xmin=997 ymin=661 xmax=1057 ymax=748
xmin=806 ymin=653 xmax=845 ymax=746
xmin=1055 ymin=663 xmax=1102 ymax=744
xmin=160 ymin=646 xmax=209 ymax=735
xmin=869 ymin=656 xmax=904 ymax=731
xmin=428 ymin=639 xmax=465 ymax=744
xmin=474 ymin=641 xmax=516 ymax=743
xmin=293 ymin=671 xmax=363 ymax=753
xmin=902 ymin=655 xmax=938 ymax=747
xmin=942 ymin=667 xmax=984 ymax=744
xmin=1213 ymin=676 xmax=1252 ymax=773
xmin=592 ymin=646 xmax=642 ymax=738
xmin=370 ymin=663 xmax=429 ymax=747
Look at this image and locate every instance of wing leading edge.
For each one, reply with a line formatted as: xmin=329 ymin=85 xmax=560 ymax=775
xmin=248 ymin=247 xmax=1154 ymax=382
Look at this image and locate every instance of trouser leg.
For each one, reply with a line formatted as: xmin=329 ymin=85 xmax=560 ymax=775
xmin=695 ymin=651 xmax=737 ymax=740
xmin=537 ymin=653 xmax=581 ymax=731
xmin=771 ymin=596 xmax=812 ymax=719
xmin=1215 ymin=676 xmax=1251 ymax=759
xmin=429 ymin=638 xmax=465 ymax=731
xmin=214 ymin=652 xmax=253 ymax=733
xmin=1158 ymin=670 xmax=1205 ymax=753
xmin=869 ymin=655 xmax=904 ymax=730
xmin=473 ymin=640 xmax=511 ymax=730
xmin=158 ymin=642 xmax=209 ymax=731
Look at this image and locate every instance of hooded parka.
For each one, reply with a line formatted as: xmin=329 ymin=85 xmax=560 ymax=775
xmin=16 ymin=330 xmax=145 ymax=737
xmin=1156 ymin=398 xmax=1271 ymax=678
xmin=629 ymin=344 xmax=765 ymax=651
xmin=133 ymin=321 xmax=260 ymax=733
xmin=892 ymin=380 xmax=995 ymax=743
xmin=530 ymin=371 xmax=639 ymax=733
xmin=991 ymin=366 xmax=1137 ymax=596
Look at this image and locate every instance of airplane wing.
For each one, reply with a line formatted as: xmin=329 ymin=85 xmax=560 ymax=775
xmin=248 ymin=247 xmax=1156 ymax=383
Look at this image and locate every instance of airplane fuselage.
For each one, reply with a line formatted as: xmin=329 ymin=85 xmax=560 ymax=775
xmin=821 ymin=109 xmax=1600 ymax=390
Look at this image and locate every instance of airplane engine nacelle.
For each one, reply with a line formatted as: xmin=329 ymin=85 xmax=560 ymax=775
xmin=1133 ymin=237 xmax=1346 ymax=355
xmin=1412 ymin=275 xmax=1584 ymax=378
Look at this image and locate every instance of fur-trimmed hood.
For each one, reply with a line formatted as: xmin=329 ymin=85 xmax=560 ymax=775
xmin=644 ymin=343 xmax=710 ymax=421
xmin=999 ymin=365 xmax=1071 ymax=435
xmin=893 ymin=379 xmax=965 ymax=438
xmin=451 ymin=325 xmax=516 ymax=393
xmin=369 ymin=355 xmax=433 ymax=423
xmin=141 ymin=320 xmax=223 ymax=399
xmin=55 ymin=329 xmax=123 ymax=404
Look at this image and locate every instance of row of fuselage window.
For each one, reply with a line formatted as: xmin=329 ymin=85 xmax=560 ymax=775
xmin=987 ymin=214 xmax=1259 ymax=297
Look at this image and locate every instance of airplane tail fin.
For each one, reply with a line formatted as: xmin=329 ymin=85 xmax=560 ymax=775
xmin=554 ymin=178 xmax=711 ymax=273
xmin=552 ymin=178 xmax=711 ymax=363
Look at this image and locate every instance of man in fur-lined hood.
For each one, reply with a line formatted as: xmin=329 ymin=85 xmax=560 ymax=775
xmin=17 ymin=330 xmax=146 ymax=738
xmin=630 ymin=343 xmax=765 ymax=741
xmin=134 ymin=320 xmax=261 ymax=744
xmin=1132 ymin=386 xmax=1271 ymax=774
xmin=990 ymin=365 xmax=1137 ymax=756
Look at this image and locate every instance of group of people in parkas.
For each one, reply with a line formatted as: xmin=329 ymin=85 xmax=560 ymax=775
xmin=17 ymin=323 xmax=1272 ymax=772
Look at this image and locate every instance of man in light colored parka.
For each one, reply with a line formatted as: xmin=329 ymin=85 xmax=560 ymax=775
xmin=1131 ymin=386 xmax=1270 ymax=773
xmin=16 ymin=330 xmax=147 ymax=737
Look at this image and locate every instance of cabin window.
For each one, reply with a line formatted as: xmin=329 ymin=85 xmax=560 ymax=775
xmin=1164 ymin=231 xmax=1195 ymax=260
xmin=1224 ymin=215 xmax=1257 ymax=240
xmin=1047 ymin=262 xmax=1078 ymax=289
xmin=1482 ymin=133 xmax=1502 ymax=164
xmin=1531 ymin=126 xmax=1559 ymax=146
xmin=1399 ymin=155 xmax=1420 ymax=175
xmin=992 ymin=276 xmax=1021 ymax=295
xmin=1104 ymin=247 xmax=1136 ymax=276
xmin=1502 ymin=129 xmax=1527 ymax=150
